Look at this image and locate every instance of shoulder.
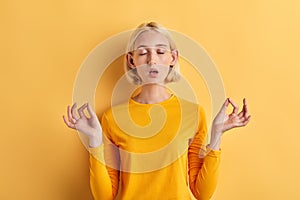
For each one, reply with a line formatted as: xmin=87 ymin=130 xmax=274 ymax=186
xmin=102 ymin=101 xmax=130 ymax=118
xmin=175 ymin=96 xmax=206 ymax=115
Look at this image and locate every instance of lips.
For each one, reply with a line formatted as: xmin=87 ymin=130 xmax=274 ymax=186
xmin=149 ymin=68 xmax=159 ymax=74
xmin=148 ymin=68 xmax=159 ymax=78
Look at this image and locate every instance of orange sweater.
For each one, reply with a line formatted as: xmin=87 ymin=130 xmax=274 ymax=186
xmin=89 ymin=95 xmax=221 ymax=200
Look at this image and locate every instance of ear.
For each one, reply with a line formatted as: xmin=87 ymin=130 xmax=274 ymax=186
xmin=126 ymin=53 xmax=135 ymax=69
xmin=170 ymin=50 xmax=178 ymax=66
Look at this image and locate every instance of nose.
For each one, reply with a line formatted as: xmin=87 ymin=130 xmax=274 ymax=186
xmin=147 ymin=50 xmax=156 ymax=65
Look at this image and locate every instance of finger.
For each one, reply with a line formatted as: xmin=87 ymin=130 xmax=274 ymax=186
xmin=67 ymin=105 xmax=76 ymax=123
xmin=219 ymin=98 xmax=230 ymax=113
xmin=71 ymin=103 xmax=79 ymax=120
xmin=243 ymin=98 xmax=249 ymax=117
xmin=238 ymin=115 xmax=251 ymax=127
xmin=78 ymin=103 xmax=88 ymax=118
xmin=238 ymin=110 xmax=244 ymax=118
xmin=228 ymin=98 xmax=239 ymax=115
xmin=87 ymin=103 xmax=97 ymax=118
xmin=244 ymin=115 xmax=251 ymax=124
xmin=63 ymin=115 xmax=76 ymax=129
xmin=237 ymin=98 xmax=249 ymax=118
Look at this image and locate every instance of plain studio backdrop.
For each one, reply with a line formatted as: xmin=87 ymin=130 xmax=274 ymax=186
xmin=1 ymin=0 xmax=299 ymax=199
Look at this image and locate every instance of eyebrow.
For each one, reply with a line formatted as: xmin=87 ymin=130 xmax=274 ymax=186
xmin=136 ymin=44 xmax=169 ymax=49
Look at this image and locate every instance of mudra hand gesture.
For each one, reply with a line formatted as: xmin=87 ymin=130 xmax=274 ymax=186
xmin=63 ymin=103 xmax=102 ymax=147
xmin=213 ymin=98 xmax=251 ymax=133
xmin=209 ymin=98 xmax=251 ymax=150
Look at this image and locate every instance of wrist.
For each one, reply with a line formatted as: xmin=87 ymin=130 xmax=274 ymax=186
xmin=209 ymin=130 xmax=222 ymax=150
xmin=207 ymin=142 xmax=220 ymax=151
xmin=211 ymin=123 xmax=224 ymax=134
xmin=88 ymin=133 xmax=102 ymax=148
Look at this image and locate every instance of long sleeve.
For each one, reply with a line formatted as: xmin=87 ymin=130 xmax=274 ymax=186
xmin=188 ymin=106 xmax=221 ymax=200
xmin=89 ymin=112 xmax=120 ymax=200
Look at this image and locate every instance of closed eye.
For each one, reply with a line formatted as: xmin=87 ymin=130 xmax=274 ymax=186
xmin=157 ymin=48 xmax=168 ymax=54
xmin=137 ymin=50 xmax=147 ymax=56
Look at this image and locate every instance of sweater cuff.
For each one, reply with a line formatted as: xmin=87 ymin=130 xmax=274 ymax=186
xmin=89 ymin=144 xmax=105 ymax=161
xmin=206 ymin=149 xmax=221 ymax=157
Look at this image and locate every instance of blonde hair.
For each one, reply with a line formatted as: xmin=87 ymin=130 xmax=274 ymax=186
xmin=124 ymin=22 xmax=181 ymax=85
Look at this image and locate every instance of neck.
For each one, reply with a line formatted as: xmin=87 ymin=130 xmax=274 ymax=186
xmin=133 ymin=84 xmax=171 ymax=104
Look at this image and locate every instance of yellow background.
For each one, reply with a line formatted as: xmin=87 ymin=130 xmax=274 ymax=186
xmin=1 ymin=0 xmax=300 ymax=199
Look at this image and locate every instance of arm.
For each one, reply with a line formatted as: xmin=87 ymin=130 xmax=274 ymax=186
xmin=188 ymin=98 xmax=251 ymax=199
xmin=89 ymin=148 xmax=117 ymax=200
xmin=188 ymin=106 xmax=221 ymax=200
xmin=89 ymin=143 xmax=120 ymax=200
xmin=89 ymin=112 xmax=120 ymax=200
xmin=63 ymin=103 xmax=120 ymax=200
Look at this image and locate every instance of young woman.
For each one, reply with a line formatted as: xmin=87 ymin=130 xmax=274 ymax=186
xmin=63 ymin=22 xmax=251 ymax=200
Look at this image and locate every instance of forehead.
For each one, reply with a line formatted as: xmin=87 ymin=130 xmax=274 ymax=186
xmin=134 ymin=30 xmax=170 ymax=49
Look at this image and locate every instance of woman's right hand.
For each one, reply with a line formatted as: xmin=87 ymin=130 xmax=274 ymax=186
xmin=63 ymin=103 xmax=102 ymax=147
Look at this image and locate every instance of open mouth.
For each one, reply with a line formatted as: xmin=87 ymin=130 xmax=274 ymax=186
xmin=149 ymin=69 xmax=159 ymax=74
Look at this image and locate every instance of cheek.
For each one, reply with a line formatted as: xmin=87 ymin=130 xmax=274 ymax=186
xmin=161 ymin=55 xmax=174 ymax=65
xmin=161 ymin=67 xmax=170 ymax=76
xmin=160 ymin=57 xmax=170 ymax=64
xmin=132 ymin=56 xmax=146 ymax=65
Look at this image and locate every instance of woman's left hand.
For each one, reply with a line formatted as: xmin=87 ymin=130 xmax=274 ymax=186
xmin=212 ymin=98 xmax=251 ymax=134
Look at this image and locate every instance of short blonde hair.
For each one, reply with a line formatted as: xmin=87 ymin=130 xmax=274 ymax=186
xmin=124 ymin=22 xmax=181 ymax=85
